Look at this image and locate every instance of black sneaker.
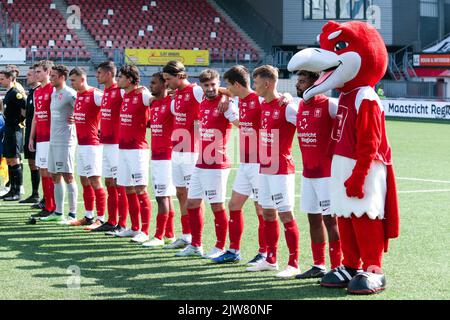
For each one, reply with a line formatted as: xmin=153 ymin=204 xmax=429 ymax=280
xmin=247 ymin=253 xmax=266 ymax=266
xmin=3 ymin=193 xmax=21 ymax=201
xmin=31 ymin=198 xmax=45 ymax=210
xmin=347 ymin=272 xmax=386 ymax=295
xmin=91 ymin=222 xmax=117 ymax=232
xmin=320 ymin=266 xmax=360 ymax=288
xmin=30 ymin=210 xmax=53 ymax=218
xmin=105 ymin=225 xmax=125 ymax=236
xmin=296 ymin=266 xmax=327 ymax=279
xmin=19 ymin=195 xmax=40 ymax=204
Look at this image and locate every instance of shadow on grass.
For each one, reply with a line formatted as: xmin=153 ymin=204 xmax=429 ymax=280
xmin=0 ymin=206 xmax=348 ymax=300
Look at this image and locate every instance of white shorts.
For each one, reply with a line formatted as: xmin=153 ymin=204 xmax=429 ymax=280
xmin=300 ymin=177 xmax=331 ymax=215
xmin=188 ymin=167 xmax=230 ymax=204
xmin=102 ymin=144 xmax=119 ymax=179
xmin=330 ymin=155 xmax=387 ymax=220
xmin=172 ymin=151 xmax=199 ymax=188
xmin=258 ymin=174 xmax=296 ymax=212
xmin=232 ymin=163 xmax=260 ymax=201
xmin=35 ymin=141 xmax=50 ymax=169
xmin=117 ymin=149 xmax=150 ymax=187
xmin=48 ymin=144 xmax=76 ymax=174
xmin=151 ymin=160 xmax=176 ymax=197
xmin=77 ymin=145 xmax=103 ymax=177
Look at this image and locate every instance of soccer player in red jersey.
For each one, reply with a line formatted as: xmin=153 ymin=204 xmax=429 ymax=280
xmin=246 ymin=65 xmax=300 ymax=278
xmin=68 ymin=67 xmax=107 ymax=229
xmin=294 ymin=70 xmax=342 ymax=279
xmin=162 ymin=61 xmax=204 ymax=250
xmin=114 ymin=65 xmax=152 ymax=244
xmin=175 ymin=69 xmax=239 ymax=258
xmin=92 ymin=61 xmax=129 ymax=235
xmin=142 ymin=72 xmax=177 ymax=248
xmin=29 ymin=60 xmax=56 ymax=218
xmin=212 ymin=65 xmax=267 ymax=265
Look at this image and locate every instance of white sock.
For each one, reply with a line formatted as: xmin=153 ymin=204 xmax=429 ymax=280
xmin=97 ymin=215 xmax=105 ymax=222
xmin=181 ymin=233 xmax=192 ymax=243
xmin=85 ymin=211 xmax=94 ymax=219
xmin=229 ymin=249 xmax=240 ymax=254
xmin=54 ymin=182 xmax=65 ymax=214
xmin=314 ymin=265 xmax=326 ymax=270
xmin=67 ymin=181 xmax=78 ymax=214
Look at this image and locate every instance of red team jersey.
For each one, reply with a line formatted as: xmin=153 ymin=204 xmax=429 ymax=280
xmin=150 ymin=95 xmax=174 ymax=160
xmin=297 ymin=94 xmax=337 ymax=178
xmin=332 ymin=87 xmax=392 ymax=165
xmin=34 ymin=83 xmax=54 ymax=143
xmin=196 ymin=96 xmax=237 ymax=169
xmin=171 ymin=84 xmax=202 ymax=153
xmin=100 ymin=84 xmax=123 ymax=145
xmin=74 ymin=88 xmax=103 ymax=146
xmin=238 ymin=92 xmax=261 ymax=164
xmin=119 ymin=88 xmax=152 ymax=150
xmin=259 ymin=98 xmax=298 ymax=175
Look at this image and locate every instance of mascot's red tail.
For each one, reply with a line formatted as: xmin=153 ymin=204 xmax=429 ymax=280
xmin=384 ymin=165 xmax=400 ymax=252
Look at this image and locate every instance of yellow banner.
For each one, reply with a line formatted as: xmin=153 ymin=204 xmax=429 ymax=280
xmin=125 ymin=49 xmax=209 ymax=66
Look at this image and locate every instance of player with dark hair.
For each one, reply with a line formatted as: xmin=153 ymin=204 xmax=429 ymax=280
xmin=68 ymin=67 xmax=106 ymax=229
xmin=294 ymin=70 xmax=342 ymax=279
xmin=92 ymin=61 xmax=130 ymax=234
xmin=0 ymin=70 xmax=26 ymax=201
xmin=40 ymin=65 xmax=79 ymax=223
xmin=113 ymin=65 xmax=153 ymax=243
xmin=175 ymin=68 xmax=239 ymax=258
xmin=142 ymin=72 xmax=177 ymax=248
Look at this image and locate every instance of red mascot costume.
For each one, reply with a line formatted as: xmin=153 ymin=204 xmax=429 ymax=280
xmin=288 ymin=21 xmax=399 ymax=295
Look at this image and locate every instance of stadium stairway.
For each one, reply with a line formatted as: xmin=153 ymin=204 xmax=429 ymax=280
xmin=53 ymin=0 xmax=109 ymax=66
xmin=207 ymin=0 xmax=265 ymax=61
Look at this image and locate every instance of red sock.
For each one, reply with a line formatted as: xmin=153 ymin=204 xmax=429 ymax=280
xmin=213 ymin=209 xmax=228 ymax=250
xmin=43 ymin=177 xmax=55 ymax=212
xmin=155 ymin=213 xmax=169 ymax=240
xmin=138 ymin=193 xmax=151 ymax=235
xmin=352 ymin=216 xmax=385 ymax=271
xmin=257 ymin=215 xmax=267 ymax=254
xmin=82 ymin=185 xmax=95 ymax=212
xmin=229 ymin=210 xmax=244 ymax=251
xmin=338 ymin=217 xmax=361 ymax=270
xmin=164 ymin=211 xmax=175 ymax=239
xmin=264 ymin=220 xmax=279 ymax=264
xmin=311 ymin=242 xmax=326 ymax=267
xmin=329 ymin=240 xmax=342 ymax=269
xmin=106 ymin=186 xmax=118 ymax=225
xmin=187 ymin=207 xmax=203 ymax=247
xmin=181 ymin=214 xmax=191 ymax=235
xmin=94 ymin=188 xmax=106 ymax=218
xmin=284 ymin=220 xmax=300 ymax=269
xmin=126 ymin=193 xmax=140 ymax=231
xmin=117 ymin=186 xmax=128 ymax=228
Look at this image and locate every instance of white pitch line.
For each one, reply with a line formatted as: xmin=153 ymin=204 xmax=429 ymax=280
xmin=396 ymin=177 xmax=450 ymax=184
xmin=398 ymin=189 xmax=450 ymax=194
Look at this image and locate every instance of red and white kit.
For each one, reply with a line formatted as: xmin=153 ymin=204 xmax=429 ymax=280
xmin=34 ymin=82 xmax=54 ymax=169
xmin=188 ymin=97 xmax=238 ymax=204
xmin=171 ymin=84 xmax=203 ymax=188
xmin=74 ymin=88 xmax=104 ymax=177
xmin=150 ymin=95 xmax=176 ymax=197
xmin=297 ymin=94 xmax=337 ymax=215
xmin=100 ymin=83 xmax=128 ymax=228
xmin=258 ymin=99 xmax=298 ymax=212
xmin=118 ymin=87 xmax=153 ymax=235
xmin=232 ymin=92 xmax=263 ymax=200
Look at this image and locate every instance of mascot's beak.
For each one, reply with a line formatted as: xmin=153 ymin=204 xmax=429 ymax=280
xmin=288 ymin=48 xmax=361 ymax=101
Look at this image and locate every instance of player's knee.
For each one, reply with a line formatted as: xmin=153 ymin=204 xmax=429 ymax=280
xmin=105 ymin=178 xmax=116 ymax=188
xmin=323 ymin=215 xmax=338 ymax=229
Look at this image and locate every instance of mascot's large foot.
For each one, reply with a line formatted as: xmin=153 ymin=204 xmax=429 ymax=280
xmin=320 ymin=266 xmax=360 ymax=288
xmin=347 ymin=272 xmax=386 ymax=295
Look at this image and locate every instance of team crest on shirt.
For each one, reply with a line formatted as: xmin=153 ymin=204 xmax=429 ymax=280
xmin=160 ymin=105 xmax=166 ymax=113
xmin=249 ymin=101 xmax=256 ymax=109
xmin=44 ymin=94 xmax=50 ymax=100
xmin=273 ymin=109 xmax=280 ymax=120
xmin=314 ymin=108 xmax=322 ymax=118
xmin=213 ymin=109 xmax=220 ymax=117
xmin=184 ymin=94 xmax=191 ymax=102
xmin=85 ymin=96 xmax=91 ymax=103
xmin=111 ymin=91 xmax=117 ymax=98
xmin=133 ymin=96 xmax=139 ymax=104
